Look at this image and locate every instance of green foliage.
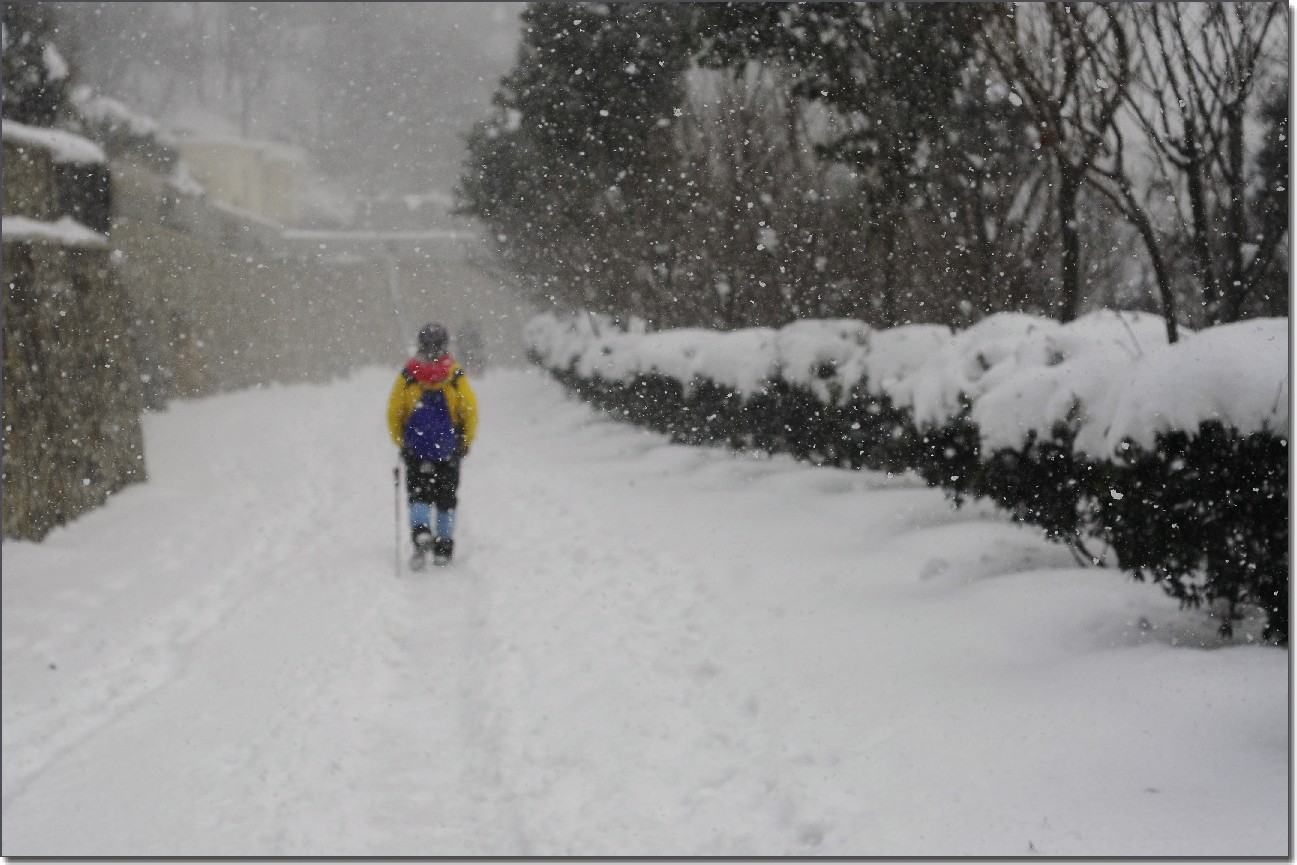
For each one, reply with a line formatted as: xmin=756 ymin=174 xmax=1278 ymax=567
xmin=978 ymin=427 xmax=1097 ymax=545
xmin=458 ymin=3 xmax=697 ymax=314
xmin=700 ymin=4 xmax=980 ymax=176
xmin=2 ymin=4 xmax=68 ymax=127
xmin=1094 ymin=425 xmax=1289 ymax=642
xmin=466 ymin=3 xmax=1283 ymax=333
xmin=502 ymin=3 xmax=693 ymax=193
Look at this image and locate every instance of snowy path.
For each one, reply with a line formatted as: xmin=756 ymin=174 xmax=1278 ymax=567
xmin=2 ymin=367 xmax=1287 ymax=857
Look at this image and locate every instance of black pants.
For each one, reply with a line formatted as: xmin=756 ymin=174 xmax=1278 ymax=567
xmin=404 ymin=453 xmax=461 ymax=511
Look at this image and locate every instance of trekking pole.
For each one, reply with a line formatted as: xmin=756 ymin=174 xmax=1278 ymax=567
xmin=393 ymin=464 xmax=402 ymax=578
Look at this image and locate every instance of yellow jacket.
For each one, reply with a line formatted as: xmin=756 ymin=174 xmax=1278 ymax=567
xmin=387 ymin=357 xmax=479 ymax=454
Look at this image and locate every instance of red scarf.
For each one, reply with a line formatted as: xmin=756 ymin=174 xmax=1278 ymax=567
xmin=406 ymin=354 xmax=455 ymax=384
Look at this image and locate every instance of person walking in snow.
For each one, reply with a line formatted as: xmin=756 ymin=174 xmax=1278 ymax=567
xmin=456 ymin=320 xmax=486 ymax=376
xmin=388 ymin=322 xmax=479 ymax=569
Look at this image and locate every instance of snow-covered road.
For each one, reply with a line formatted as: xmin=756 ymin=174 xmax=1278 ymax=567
xmin=2 ymin=366 xmax=1287 ymax=857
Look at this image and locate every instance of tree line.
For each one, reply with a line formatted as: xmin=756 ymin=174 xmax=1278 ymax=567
xmin=458 ymin=2 xmax=1288 ymax=338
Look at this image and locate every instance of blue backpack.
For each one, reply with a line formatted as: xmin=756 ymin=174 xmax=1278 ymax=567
xmin=405 ymin=385 xmax=459 ymax=461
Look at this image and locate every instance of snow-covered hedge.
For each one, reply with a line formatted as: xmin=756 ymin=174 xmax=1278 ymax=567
xmin=525 ymin=311 xmax=1291 ymax=643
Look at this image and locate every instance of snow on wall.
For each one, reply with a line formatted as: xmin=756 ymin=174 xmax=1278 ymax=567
xmin=1 ymin=120 xmax=107 ymax=165
xmin=2 ymin=215 xmax=108 ymax=247
xmin=527 ymin=310 xmax=1290 ymax=456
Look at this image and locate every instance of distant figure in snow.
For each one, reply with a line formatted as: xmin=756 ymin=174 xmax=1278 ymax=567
xmin=456 ymin=321 xmax=486 ymax=376
xmin=387 ymin=322 xmax=479 ymax=569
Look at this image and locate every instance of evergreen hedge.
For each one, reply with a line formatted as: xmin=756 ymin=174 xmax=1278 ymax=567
xmin=529 ymin=324 xmax=1289 ymax=645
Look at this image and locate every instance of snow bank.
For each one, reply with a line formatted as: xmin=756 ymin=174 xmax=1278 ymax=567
xmin=2 ymin=215 xmax=108 ymax=247
xmin=2 ymin=120 xmax=107 ymax=165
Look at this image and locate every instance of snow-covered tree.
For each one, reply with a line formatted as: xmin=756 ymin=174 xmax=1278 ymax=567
xmin=3 ymin=3 xmax=70 ymax=126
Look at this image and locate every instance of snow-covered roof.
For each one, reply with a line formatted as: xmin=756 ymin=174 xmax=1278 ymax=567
xmin=2 ymin=215 xmax=108 ymax=247
xmin=2 ymin=119 xmax=107 ymax=165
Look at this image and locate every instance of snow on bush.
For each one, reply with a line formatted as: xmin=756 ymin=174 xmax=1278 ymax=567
xmin=973 ymin=310 xmax=1179 ymax=452
xmin=1074 ymin=317 xmax=1289 ymax=457
xmin=523 ymin=312 xmax=602 ymax=373
xmin=70 ymin=86 xmax=173 ymax=145
xmin=773 ymin=319 xmax=869 ymax=403
xmin=526 ymin=310 xmax=1289 ymax=454
xmin=858 ymin=323 xmax=953 ymax=398
xmin=890 ymin=312 xmax=1057 ymax=426
xmin=636 ymin=326 xmax=779 ymax=397
xmin=526 ymin=312 xmax=781 ymax=397
xmin=526 ymin=309 xmax=1291 ymax=642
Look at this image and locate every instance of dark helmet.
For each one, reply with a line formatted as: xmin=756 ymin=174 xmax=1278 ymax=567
xmin=417 ymin=322 xmax=448 ymax=357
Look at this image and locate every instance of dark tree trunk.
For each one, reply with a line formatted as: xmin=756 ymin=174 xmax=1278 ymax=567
xmin=1222 ymin=102 xmax=1249 ymax=322
xmin=1184 ymin=140 xmax=1222 ymax=325
xmin=1057 ymin=167 xmax=1083 ymax=322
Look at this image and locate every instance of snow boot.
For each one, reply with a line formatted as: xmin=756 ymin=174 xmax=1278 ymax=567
xmin=432 ymin=537 xmax=454 ymax=566
xmin=410 ymin=525 xmax=433 ymax=571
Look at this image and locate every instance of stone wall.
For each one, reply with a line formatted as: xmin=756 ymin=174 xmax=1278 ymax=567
xmin=2 ymin=138 xmax=59 ymax=221
xmin=2 ymin=236 xmax=146 ymax=540
xmin=109 ymin=216 xmax=401 ymax=401
xmin=2 ymin=125 xmax=146 ymax=540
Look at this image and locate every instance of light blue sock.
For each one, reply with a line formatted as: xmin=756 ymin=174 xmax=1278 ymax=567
xmin=436 ymin=508 xmax=456 ymax=539
xmin=410 ymin=501 xmax=431 ymax=529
